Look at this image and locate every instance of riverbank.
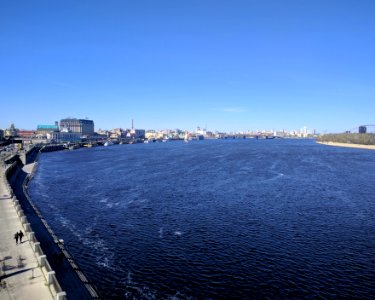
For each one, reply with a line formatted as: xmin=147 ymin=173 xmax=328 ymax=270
xmin=317 ymin=141 xmax=375 ymax=150
xmin=4 ymin=150 xmax=100 ymax=299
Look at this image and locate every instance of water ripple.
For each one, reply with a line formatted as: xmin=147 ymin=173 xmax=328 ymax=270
xmin=28 ymin=140 xmax=375 ymax=299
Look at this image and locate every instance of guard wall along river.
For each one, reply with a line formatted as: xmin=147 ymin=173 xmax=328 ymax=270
xmin=28 ymin=139 xmax=375 ymax=299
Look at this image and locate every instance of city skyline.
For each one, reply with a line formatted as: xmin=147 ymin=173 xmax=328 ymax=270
xmin=1 ymin=1 xmax=374 ymax=132
xmin=1 ymin=117 xmax=315 ymax=136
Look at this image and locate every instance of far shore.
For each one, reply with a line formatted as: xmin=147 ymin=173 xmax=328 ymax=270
xmin=317 ymin=141 xmax=375 ymax=150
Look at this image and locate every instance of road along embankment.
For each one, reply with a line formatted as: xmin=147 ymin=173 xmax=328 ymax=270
xmin=5 ymin=150 xmax=101 ymax=299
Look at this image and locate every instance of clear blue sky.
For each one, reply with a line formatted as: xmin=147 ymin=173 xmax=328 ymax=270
xmin=1 ymin=0 xmax=374 ymax=133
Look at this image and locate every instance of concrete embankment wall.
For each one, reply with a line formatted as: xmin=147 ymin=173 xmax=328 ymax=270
xmin=6 ymin=149 xmax=100 ymax=299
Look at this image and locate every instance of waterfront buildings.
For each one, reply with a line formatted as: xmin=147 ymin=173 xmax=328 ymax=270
xmin=0 ymin=118 xmax=321 ymax=145
xmin=60 ymin=118 xmax=94 ymax=137
xmin=4 ymin=123 xmax=18 ymax=138
xmin=145 ymin=130 xmax=157 ymax=140
xmin=109 ymin=128 xmax=126 ymax=139
xmin=17 ymin=130 xmax=35 ymax=139
xmin=52 ymin=128 xmax=82 ymax=143
xmin=145 ymin=129 xmax=185 ymax=140
xmin=128 ymin=129 xmax=146 ymax=139
xmin=196 ymin=126 xmax=207 ymax=136
xmin=36 ymin=123 xmax=59 ymax=135
xmin=35 ymin=123 xmax=59 ymax=140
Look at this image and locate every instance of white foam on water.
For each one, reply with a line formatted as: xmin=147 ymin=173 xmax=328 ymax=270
xmin=96 ymin=251 xmax=115 ymax=270
xmin=99 ymin=197 xmax=108 ymax=203
xmin=57 ymin=215 xmax=114 ymax=269
xmin=258 ymin=172 xmax=285 ymax=183
xmin=174 ymin=231 xmax=182 ymax=236
xmin=167 ymin=291 xmax=188 ymax=300
xmin=96 ymin=256 xmax=110 ymax=268
xmin=58 ymin=215 xmax=70 ymax=228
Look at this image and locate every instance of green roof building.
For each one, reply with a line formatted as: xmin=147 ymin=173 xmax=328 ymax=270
xmin=36 ymin=121 xmax=59 ymax=133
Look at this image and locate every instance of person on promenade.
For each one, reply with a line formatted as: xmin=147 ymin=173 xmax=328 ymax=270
xmin=19 ymin=230 xmax=24 ymax=243
xmin=14 ymin=232 xmax=19 ymax=245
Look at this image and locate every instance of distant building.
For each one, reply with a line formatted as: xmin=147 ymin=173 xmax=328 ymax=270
xmin=52 ymin=131 xmax=81 ymax=143
xmin=359 ymin=126 xmax=367 ymax=134
xmin=92 ymin=132 xmax=107 ymax=140
xmin=0 ymin=129 xmax=3 ymax=141
xmin=36 ymin=123 xmax=59 ymax=134
xmin=35 ymin=122 xmax=59 ymax=140
xmin=196 ymin=126 xmax=207 ymax=136
xmin=96 ymin=129 xmax=109 ymax=137
xmin=145 ymin=130 xmax=156 ymax=139
xmin=109 ymin=128 xmax=126 ymax=139
xmin=60 ymin=118 xmax=94 ymax=137
xmin=17 ymin=130 xmax=35 ymax=139
xmin=128 ymin=129 xmax=145 ymax=139
xmin=4 ymin=123 xmax=18 ymax=138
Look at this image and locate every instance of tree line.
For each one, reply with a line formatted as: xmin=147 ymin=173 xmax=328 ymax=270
xmin=317 ymin=133 xmax=375 ymax=145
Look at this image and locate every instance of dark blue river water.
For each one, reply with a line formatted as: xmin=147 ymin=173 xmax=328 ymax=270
xmin=29 ymin=139 xmax=375 ymax=299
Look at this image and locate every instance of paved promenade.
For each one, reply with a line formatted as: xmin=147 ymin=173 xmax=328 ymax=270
xmin=0 ymin=163 xmax=53 ymax=299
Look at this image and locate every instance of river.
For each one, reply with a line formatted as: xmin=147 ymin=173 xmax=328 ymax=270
xmin=28 ymin=139 xmax=375 ymax=299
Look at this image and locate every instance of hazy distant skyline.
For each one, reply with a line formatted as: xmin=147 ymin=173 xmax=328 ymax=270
xmin=1 ymin=1 xmax=374 ymax=133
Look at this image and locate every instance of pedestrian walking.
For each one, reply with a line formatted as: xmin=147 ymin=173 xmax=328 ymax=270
xmin=19 ymin=230 xmax=24 ymax=243
xmin=14 ymin=232 xmax=19 ymax=245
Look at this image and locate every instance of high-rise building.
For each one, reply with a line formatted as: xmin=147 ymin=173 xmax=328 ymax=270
xmin=359 ymin=126 xmax=367 ymax=134
xmin=60 ymin=118 xmax=94 ymax=136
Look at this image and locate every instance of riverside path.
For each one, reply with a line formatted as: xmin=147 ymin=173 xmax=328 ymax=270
xmin=0 ymin=162 xmax=54 ymax=300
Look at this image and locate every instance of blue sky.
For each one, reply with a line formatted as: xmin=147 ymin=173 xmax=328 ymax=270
xmin=1 ymin=0 xmax=374 ymax=132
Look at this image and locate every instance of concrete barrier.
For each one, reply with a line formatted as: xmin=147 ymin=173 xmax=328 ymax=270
xmin=17 ymin=209 xmax=25 ymax=217
xmin=24 ymin=223 xmax=32 ymax=232
xmin=28 ymin=231 xmax=35 ymax=242
xmin=33 ymin=242 xmax=40 ymax=252
xmin=38 ymin=255 xmax=47 ymax=267
xmin=47 ymin=271 xmax=56 ymax=284
xmin=34 ymin=243 xmax=43 ymax=256
xmin=56 ymin=291 xmax=67 ymax=300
